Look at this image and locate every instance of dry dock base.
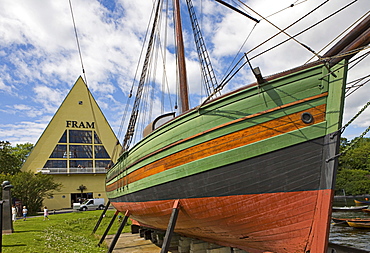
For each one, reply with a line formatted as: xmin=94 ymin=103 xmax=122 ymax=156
xmin=105 ymin=232 xmax=370 ymax=253
xmin=105 ymin=234 xmax=161 ymax=253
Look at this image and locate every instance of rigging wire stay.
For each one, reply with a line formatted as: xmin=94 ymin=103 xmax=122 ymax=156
xmin=202 ymin=0 xmax=333 ymax=100
xmin=68 ymin=0 xmax=88 ymax=84
xmin=246 ymin=0 xmax=332 ymax=61
xmin=306 ymin=10 xmax=370 ymax=64
xmin=327 ymin=124 xmax=370 ymax=163
xmin=117 ymin=0 xmax=369 ymax=152
xmin=68 ymin=0 xmax=123 ymax=164
xmin=239 ymin=0 xmax=320 ymax=60
xmin=215 ymin=0 xmax=259 ymax=23
xmin=186 ymin=0 xmax=219 ymax=97
xmin=341 ymin=101 xmax=370 ymax=134
xmin=209 ymin=0 xmax=364 ymax=97
xmin=122 ymin=0 xmax=162 ymax=151
xmin=264 ymin=0 xmax=308 ymax=19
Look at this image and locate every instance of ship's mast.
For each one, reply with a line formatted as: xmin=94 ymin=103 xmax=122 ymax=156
xmin=173 ymin=0 xmax=189 ymax=113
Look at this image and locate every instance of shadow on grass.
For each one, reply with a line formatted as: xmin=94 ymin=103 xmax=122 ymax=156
xmin=3 ymin=244 xmax=27 ymax=247
xmin=13 ymin=230 xmax=43 ymax=233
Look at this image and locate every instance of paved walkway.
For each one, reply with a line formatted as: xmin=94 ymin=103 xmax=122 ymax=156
xmin=105 ymin=233 xmax=161 ymax=253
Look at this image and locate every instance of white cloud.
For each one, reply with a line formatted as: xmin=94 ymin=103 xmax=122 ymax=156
xmin=0 ymin=0 xmax=369 ymax=145
xmin=0 ymin=79 xmax=12 ymax=93
xmin=0 ymin=120 xmax=48 ymax=145
xmin=32 ymin=85 xmax=66 ymax=113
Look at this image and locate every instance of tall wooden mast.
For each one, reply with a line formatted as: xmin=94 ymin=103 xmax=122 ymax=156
xmin=173 ymin=0 xmax=189 ymax=113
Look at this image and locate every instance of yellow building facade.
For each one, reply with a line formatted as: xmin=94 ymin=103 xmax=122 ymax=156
xmin=22 ymin=77 xmax=121 ymax=210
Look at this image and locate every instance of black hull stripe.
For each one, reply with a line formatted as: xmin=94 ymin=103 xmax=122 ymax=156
xmin=111 ymin=136 xmax=330 ymax=203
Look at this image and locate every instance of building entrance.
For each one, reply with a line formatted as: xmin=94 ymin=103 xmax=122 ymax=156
xmin=71 ymin=192 xmax=93 ymax=205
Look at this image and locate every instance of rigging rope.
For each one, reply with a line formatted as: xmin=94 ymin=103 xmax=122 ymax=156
xmin=200 ymin=55 xmax=246 ymax=107
xmin=206 ymin=0 xmax=327 ymax=97
xmin=305 ymin=10 xmax=370 ymax=64
xmin=122 ymin=0 xmax=162 ymax=151
xmin=115 ymin=0 xmax=160 ymax=150
xmin=161 ymin=0 xmax=171 ymax=114
xmin=205 ymin=20 xmax=258 ymax=104
xmin=326 ymin=101 xmax=370 ymax=163
xmin=245 ymin=0 xmax=330 ymax=60
xmin=341 ymin=101 xmax=370 ymax=134
xmin=238 ymin=0 xmax=320 ymax=60
xmin=342 ymin=125 xmax=370 ymax=153
xmin=202 ymin=0 xmax=365 ymax=106
xmin=219 ymin=22 xmax=258 ymax=86
xmin=320 ymin=45 xmax=370 ymax=62
xmin=345 ymin=50 xmax=370 ymax=97
xmin=348 ymin=49 xmax=370 ymax=72
xmin=68 ymin=0 xmax=123 ymax=165
xmin=247 ymin=0 xmax=359 ymax=61
xmin=317 ymin=47 xmax=370 ymax=82
xmin=265 ymin=0 xmax=308 ymax=19
xmin=346 ymin=75 xmax=370 ymax=98
xmin=187 ymin=0 xmax=219 ymax=97
xmin=327 ymin=125 xmax=370 ymax=162
xmin=68 ymin=0 xmax=88 ymax=84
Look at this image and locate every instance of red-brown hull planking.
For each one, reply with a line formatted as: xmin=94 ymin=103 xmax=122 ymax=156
xmin=112 ymin=189 xmax=333 ymax=253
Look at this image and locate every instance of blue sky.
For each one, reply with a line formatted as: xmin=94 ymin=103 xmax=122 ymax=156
xmin=0 ymin=0 xmax=369 ymax=145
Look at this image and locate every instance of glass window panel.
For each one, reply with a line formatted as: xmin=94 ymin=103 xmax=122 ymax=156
xmin=94 ymin=132 xmax=102 ymax=144
xmin=44 ymin=160 xmax=67 ymax=168
xmin=59 ymin=131 xmax=67 ymax=143
xmin=95 ymin=160 xmax=110 ymax=168
xmin=95 ymin=146 xmax=110 ymax=158
xmin=69 ymin=130 xmax=92 ymax=143
xmin=69 ymin=145 xmax=92 ymax=158
xmin=50 ymin=145 xmax=67 ymax=158
xmin=70 ymin=160 xmax=93 ymax=168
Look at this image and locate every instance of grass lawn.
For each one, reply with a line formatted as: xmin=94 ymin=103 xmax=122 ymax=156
xmin=3 ymin=210 xmax=130 ymax=253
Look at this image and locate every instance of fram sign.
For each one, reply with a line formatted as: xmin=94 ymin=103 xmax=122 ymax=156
xmin=66 ymin=121 xmax=95 ymax=129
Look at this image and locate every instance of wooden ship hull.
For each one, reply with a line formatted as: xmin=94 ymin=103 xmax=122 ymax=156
xmin=106 ymin=61 xmax=347 ymax=252
xmin=105 ymin=1 xmax=370 ymax=251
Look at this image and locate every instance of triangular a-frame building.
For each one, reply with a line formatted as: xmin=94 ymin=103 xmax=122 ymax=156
xmin=22 ymin=77 xmax=121 ymax=209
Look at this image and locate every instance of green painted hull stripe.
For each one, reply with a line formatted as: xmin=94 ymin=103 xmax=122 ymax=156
xmin=107 ymin=122 xmax=326 ymax=198
xmin=107 ymin=97 xmax=327 ymax=182
xmin=112 ymin=64 xmax=328 ymax=171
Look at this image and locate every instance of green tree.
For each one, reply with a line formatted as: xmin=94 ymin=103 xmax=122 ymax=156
xmin=0 ymin=172 xmax=62 ymax=214
xmin=339 ymin=137 xmax=370 ymax=171
xmin=336 ymin=168 xmax=370 ymax=195
xmin=12 ymin=142 xmax=34 ymax=167
xmin=0 ymin=141 xmax=60 ymax=214
xmin=336 ymin=137 xmax=370 ymax=195
xmin=0 ymin=141 xmax=21 ymax=174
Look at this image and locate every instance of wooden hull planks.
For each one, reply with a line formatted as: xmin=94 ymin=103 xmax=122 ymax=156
xmin=106 ymin=62 xmax=347 ymax=252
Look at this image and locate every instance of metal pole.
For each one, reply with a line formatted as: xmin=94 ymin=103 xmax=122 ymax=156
xmin=92 ymin=201 xmax=110 ymax=234
xmin=160 ymin=200 xmax=180 ymax=253
xmin=97 ymin=210 xmax=119 ymax=247
xmin=107 ymin=210 xmax=130 ymax=253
